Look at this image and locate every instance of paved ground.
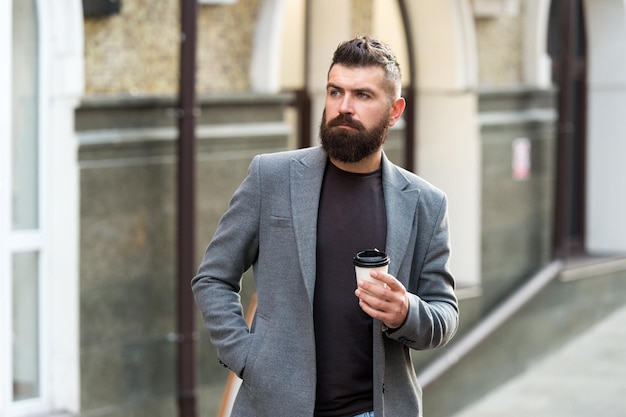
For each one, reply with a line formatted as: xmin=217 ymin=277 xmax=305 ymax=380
xmin=451 ymin=305 xmax=626 ymax=417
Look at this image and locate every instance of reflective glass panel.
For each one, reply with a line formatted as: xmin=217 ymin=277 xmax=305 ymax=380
xmin=12 ymin=251 xmax=41 ymax=401
xmin=11 ymin=0 xmax=39 ymax=230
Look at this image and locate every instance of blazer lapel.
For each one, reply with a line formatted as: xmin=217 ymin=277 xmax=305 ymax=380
xmin=289 ymin=150 xmax=419 ymax=302
xmin=381 ymin=153 xmax=420 ymax=279
xmin=290 ymin=147 xmax=327 ymax=305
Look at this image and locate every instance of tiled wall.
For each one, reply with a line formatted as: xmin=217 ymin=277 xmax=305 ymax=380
xmin=478 ymin=88 xmax=556 ymax=308
xmin=76 ymin=93 xmax=291 ymax=416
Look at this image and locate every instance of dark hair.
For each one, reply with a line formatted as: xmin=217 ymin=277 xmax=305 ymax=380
xmin=330 ymin=36 xmax=402 ymax=101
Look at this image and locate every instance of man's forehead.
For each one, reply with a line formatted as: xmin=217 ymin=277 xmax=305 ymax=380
xmin=327 ymin=64 xmax=386 ymax=89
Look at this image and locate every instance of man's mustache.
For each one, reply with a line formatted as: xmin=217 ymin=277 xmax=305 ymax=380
xmin=326 ymin=114 xmax=366 ymax=131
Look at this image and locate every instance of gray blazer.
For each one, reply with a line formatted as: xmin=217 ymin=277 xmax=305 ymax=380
xmin=192 ymin=147 xmax=459 ymax=417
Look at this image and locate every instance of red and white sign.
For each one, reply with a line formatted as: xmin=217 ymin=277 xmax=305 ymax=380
xmin=512 ymin=137 xmax=531 ymax=181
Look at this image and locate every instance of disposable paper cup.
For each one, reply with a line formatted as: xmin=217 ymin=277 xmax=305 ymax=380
xmin=353 ymin=249 xmax=390 ymax=286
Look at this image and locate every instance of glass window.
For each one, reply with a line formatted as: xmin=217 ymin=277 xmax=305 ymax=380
xmin=11 ymin=0 xmax=39 ymax=230
xmin=12 ymin=251 xmax=40 ymax=401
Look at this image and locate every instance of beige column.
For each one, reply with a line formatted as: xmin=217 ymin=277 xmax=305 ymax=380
xmin=404 ymin=0 xmax=481 ymax=286
xmin=307 ymin=0 xmax=352 ymax=144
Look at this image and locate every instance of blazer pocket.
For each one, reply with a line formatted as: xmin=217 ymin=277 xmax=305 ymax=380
xmin=241 ymin=314 xmax=269 ymax=391
xmin=269 ymin=215 xmax=293 ymax=228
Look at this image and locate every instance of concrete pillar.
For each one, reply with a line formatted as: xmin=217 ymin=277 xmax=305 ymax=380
xmin=403 ymin=0 xmax=481 ymax=286
xmin=307 ymin=0 xmax=352 ymax=143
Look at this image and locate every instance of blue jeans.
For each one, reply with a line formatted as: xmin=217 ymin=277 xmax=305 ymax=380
xmin=351 ymin=412 xmax=374 ymax=417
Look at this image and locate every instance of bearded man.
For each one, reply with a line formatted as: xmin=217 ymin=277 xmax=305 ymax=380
xmin=192 ymin=36 xmax=459 ymax=417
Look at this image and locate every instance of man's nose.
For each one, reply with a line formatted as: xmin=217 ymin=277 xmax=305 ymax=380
xmin=338 ymin=95 xmax=354 ymax=114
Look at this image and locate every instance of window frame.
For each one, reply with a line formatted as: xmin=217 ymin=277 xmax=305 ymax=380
xmin=3 ymin=0 xmax=50 ymax=414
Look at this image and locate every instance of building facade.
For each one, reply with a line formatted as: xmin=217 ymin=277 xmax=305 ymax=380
xmin=2 ymin=0 xmax=626 ymax=416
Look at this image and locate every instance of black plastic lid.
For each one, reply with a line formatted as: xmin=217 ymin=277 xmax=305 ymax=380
xmin=353 ymin=248 xmax=390 ymax=267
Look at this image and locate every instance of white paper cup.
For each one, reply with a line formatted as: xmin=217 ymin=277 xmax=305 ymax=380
xmin=354 ymin=249 xmax=390 ymax=286
xmin=355 ymin=264 xmax=389 ymax=285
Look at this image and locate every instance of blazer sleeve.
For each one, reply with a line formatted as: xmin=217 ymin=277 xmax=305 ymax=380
xmin=385 ymin=192 xmax=459 ymax=350
xmin=191 ymin=155 xmax=262 ymax=378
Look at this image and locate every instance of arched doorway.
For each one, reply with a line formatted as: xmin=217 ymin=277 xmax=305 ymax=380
xmin=548 ymin=0 xmax=626 ymax=257
xmin=299 ymin=0 xmax=482 ymax=286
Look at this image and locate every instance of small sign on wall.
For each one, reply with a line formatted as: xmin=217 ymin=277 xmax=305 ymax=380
xmin=512 ymin=137 xmax=531 ymax=181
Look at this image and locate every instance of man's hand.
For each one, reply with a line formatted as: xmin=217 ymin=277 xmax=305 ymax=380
xmin=355 ymin=270 xmax=409 ymax=330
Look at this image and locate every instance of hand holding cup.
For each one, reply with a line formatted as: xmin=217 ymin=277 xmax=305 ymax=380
xmin=354 ymin=249 xmax=408 ymax=330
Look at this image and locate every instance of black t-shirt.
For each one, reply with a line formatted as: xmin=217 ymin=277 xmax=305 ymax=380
xmin=313 ymin=161 xmax=387 ymax=417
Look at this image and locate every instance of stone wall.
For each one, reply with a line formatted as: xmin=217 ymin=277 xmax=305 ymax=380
xmin=478 ymin=87 xmax=556 ymax=309
xmin=76 ymin=93 xmax=292 ymax=416
xmin=475 ymin=15 xmax=524 ymax=86
xmin=411 ymin=86 xmax=557 ymax=370
xmin=82 ymin=0 xmax=378 ymax=96
xmin=83 ymin=0 xmax=262 ymax=95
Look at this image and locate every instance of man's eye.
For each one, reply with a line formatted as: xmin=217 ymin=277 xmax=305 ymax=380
xmin=357 ymin=92 xmax=370 ymax=99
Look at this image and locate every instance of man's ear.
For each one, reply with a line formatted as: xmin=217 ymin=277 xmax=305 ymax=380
xmin=388 ymin=97 xmax=406 ymax=127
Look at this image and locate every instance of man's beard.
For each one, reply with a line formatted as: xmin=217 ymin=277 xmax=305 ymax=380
xmin=319 ymin=111 xmax=389 ymax=163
